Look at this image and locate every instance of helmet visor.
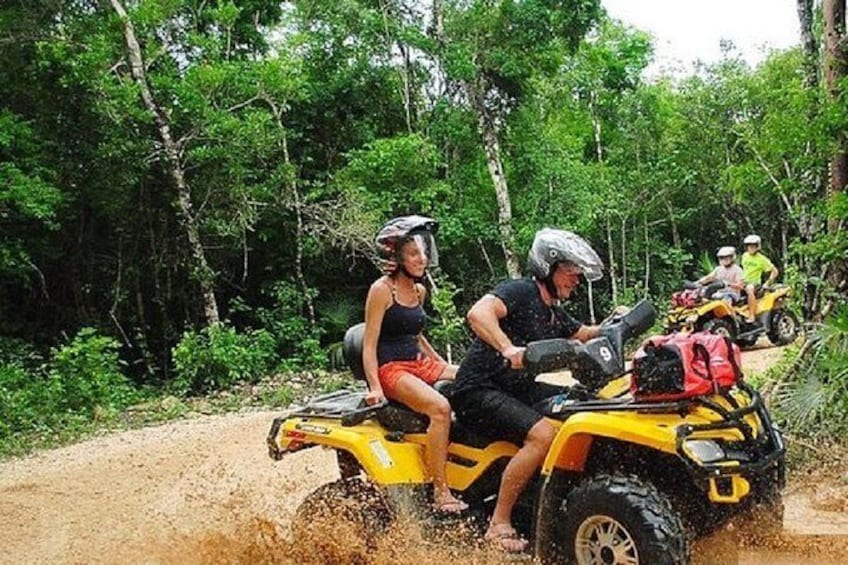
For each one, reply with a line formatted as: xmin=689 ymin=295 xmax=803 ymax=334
xmin=407 ymin=232 xmax=438 ymax=268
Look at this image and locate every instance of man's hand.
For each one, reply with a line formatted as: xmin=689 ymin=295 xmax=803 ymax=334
xmin=365 ymin=387 xmax=386 ymax=405
xmin=501 ymin=344 xmax=526 ymax=369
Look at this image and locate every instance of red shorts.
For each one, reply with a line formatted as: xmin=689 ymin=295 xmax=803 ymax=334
xmin=377 ymin=356 xmax=447 ymax=398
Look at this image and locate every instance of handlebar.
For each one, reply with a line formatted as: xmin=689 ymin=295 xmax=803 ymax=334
xmin=522 ymin=300 xmax=657 ymax=390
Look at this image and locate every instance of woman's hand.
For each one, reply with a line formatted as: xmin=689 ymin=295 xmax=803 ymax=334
xmin=365 ymin=387 xmax=386 ymax=406
xmin=501 ymin=344 xmax=526 ymax=369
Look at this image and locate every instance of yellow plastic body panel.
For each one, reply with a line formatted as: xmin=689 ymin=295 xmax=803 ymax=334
xmin=274 ymin=417 xmax=429 ymax=484
xmin=695 ymin=300 xmax=735 ymax=319
xmin=542 ymin=388 xmax=764 ymax=476
xmin=754 ymin=286 xmax=790 ymax=314
xmin=273 ymin=417 xmax=520 ymax=488
xmin=273 ymin=388 xmax=766 ymax=502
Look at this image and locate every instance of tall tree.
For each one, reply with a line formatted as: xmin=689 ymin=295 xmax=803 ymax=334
xmin=109 ymin=0 xmax=220 ymax=326
xmin=432 ymin=0 xmax=600 ymax=277
xmin=823 ymin=0 xmax=848 ymax=302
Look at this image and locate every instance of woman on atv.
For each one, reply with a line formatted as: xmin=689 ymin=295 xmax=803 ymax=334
xmin=450 ymin=228 xmax=605 ymax=553
xmin=697 ymin=246 xmax=745 ymax=303
xmin=361 ymin=215 xmax=466 ymax=515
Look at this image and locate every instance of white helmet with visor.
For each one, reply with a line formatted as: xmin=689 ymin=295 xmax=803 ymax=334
xmin=717 ymin=246 xmax=736 ymax=260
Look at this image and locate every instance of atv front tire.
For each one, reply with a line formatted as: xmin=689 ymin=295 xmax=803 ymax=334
xmin=556 ymin=474 xmax=689 ymax=565
xmin=768 ymin=310 xmax=799 ymax=346
xmin=702 ymin=318 xmax=736 ymax=341
xmin=291 ymin=477 xmax=393 ymax=560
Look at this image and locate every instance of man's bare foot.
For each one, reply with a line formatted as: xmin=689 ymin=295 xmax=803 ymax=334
xmin=432 ymin=492 xmax=468 ymax=514
xmin=484 ymin=523 xmax=529 ymax=553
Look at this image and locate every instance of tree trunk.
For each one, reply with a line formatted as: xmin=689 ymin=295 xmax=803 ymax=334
xmin=605 ymin=214 xmax=618 ymax=303
xmin=824 ymin=0 xmax=848 ymax=297
xmin=465 ymin=78 xmax=521 ymax=278
xmin=261 ymin=94 xmax=317 ymax=327
xmin=620 ymin=217 xmax=628 ymax=291
xmin=109 ymin=0 xmax=220 ymax=326
xmin=798 ymin=0 xmax=820 ymax=88
xmin=824 ymin=0 xmax=848 ymax=230
xmin=643 ymin=215 xmax=650 ymax=299
xmin=589 ymin=90 xmax=603 ymax=162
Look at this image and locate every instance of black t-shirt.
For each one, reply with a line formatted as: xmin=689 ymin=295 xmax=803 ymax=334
xmin=453 ymin=278 xmax=582 ymax=398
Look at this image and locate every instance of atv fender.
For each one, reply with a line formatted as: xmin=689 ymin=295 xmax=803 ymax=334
xmin=540 ymin=412 xmax=679 ymax=475
xmin=269 ymin=416 xmax=430 ymax=484
xmin=695 ymin=300 xmax=734 ymax=320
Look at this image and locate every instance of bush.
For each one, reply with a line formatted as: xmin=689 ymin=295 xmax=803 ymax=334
xmin=49 ymin=328 xmax=136 ymax=416
xmin=0 ymin=328 xmax=136 ymax=440
xmin=773 ymin=306 xmax=848 ymax=436
xmin=0 ymin=362 xmax=56 ymax=437
xmin=172 ymin=323 xmax=278 ymax=394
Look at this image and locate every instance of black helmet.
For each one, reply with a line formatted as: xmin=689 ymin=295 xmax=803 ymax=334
xmin=527 ymin=228 xmax=604 ymax=282
xmin=375 ymin=215 xmax=439 ymax=270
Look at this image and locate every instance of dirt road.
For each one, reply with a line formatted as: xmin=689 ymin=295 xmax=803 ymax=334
xmin=1 ymin=343 xmax=846 ymax=564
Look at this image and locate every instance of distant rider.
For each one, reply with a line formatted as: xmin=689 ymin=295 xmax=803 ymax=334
xmin=741 ymin=234 xmax=779 ymax=324
xmin=697 ymin=246 xmax=745 ymax=303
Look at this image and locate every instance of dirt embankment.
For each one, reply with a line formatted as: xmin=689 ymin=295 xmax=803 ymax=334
xmin=1 ymin=344 xmax=847 ymax=565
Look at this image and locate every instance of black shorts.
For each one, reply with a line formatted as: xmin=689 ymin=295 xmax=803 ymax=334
xmin=451 ymin=382 xmax=566 ymax=446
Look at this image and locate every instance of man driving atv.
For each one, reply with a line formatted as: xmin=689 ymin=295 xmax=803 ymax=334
xmin=449 ymin=228 xmax=604 ymax=554
xmin=741 ymin=234 xmax=779 ymax=324
xmin=697 ymin=246 xmax=745 ymax=303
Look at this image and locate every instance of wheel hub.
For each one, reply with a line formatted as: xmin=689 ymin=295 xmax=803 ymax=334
xmin=778 ymin=315 xmax=795 ymax=338
xmin=575 ymin=515 xmax=639 ymax=565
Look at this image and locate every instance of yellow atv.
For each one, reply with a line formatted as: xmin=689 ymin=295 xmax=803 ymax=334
xmin=268 ymin=302 xmax=785 ymax=564
xmin=665 ymin=281 xmax=799 ymax=348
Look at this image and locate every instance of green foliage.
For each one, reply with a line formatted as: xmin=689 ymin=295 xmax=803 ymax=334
xmin=171 ymin=323 xmax=277 ymax=394
xmin=48 ymin=328 xmax=136 ymax=416
xmin=0 ymin=328 xmax=136 ymax=440
xmin=2 ymin=0 xmax=848 ymax=441
xmin=774 ymin=306 xmax=848 ymax=436
xmin=427 ymin=276 xmax=467 ymax=358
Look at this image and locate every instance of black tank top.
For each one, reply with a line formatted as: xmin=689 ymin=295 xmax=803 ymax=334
xmin=377 ymin=283 xmax=426 ymax=366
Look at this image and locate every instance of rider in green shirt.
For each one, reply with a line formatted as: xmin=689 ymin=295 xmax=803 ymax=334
xmin=741 ymin=234 xmax=779 ymax=323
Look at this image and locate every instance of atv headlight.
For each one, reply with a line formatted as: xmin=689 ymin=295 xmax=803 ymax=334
xmin=684 ymin=314 xmax=699 ymax=325
xmin=683 ymin=439 xmax=725 ymax=463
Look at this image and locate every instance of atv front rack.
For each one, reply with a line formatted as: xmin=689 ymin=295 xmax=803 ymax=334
xmin=674 ymin=382 xmax=785 ymax=497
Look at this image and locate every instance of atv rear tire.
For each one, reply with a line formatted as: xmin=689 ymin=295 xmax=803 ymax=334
xmin=556 ymin=474 xmax=689 ymax=565
xmin=768 ymin=310 xmax=799 ymax=346
xmin=291 ymin=477 xmax=393 ymax=560
xmin=702 ymin=318 xmax=736 ymax=341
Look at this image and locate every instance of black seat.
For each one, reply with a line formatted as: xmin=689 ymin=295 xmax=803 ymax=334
xmin=343 ymin=322 xmax=367 ymax=381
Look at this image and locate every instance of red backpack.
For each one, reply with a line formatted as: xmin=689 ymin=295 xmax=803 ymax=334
xmin=631 ymin=332 xmax=743 ymax=401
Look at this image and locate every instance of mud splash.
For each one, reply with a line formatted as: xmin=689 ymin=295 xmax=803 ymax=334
xmin=159 ymin=505 xmax=848 ymax=565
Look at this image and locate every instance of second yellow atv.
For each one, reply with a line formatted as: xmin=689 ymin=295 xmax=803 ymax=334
xmin=268 ymin=302 xmax=785 ymax=564
xmin=665 ymin=281 xmax=799 ymax=348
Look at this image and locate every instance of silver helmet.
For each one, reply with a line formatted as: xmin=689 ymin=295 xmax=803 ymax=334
xmin=743 ymin=234 xmax=761 ymax=247
xmin=716 ymin=246 xmax=736 ymax=259
xmin=527 ymin=228 xmax=604 ymax=282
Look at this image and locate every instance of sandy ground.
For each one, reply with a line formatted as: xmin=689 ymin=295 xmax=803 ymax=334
xmin=1 ymin=341 xmax=847 ymax=564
